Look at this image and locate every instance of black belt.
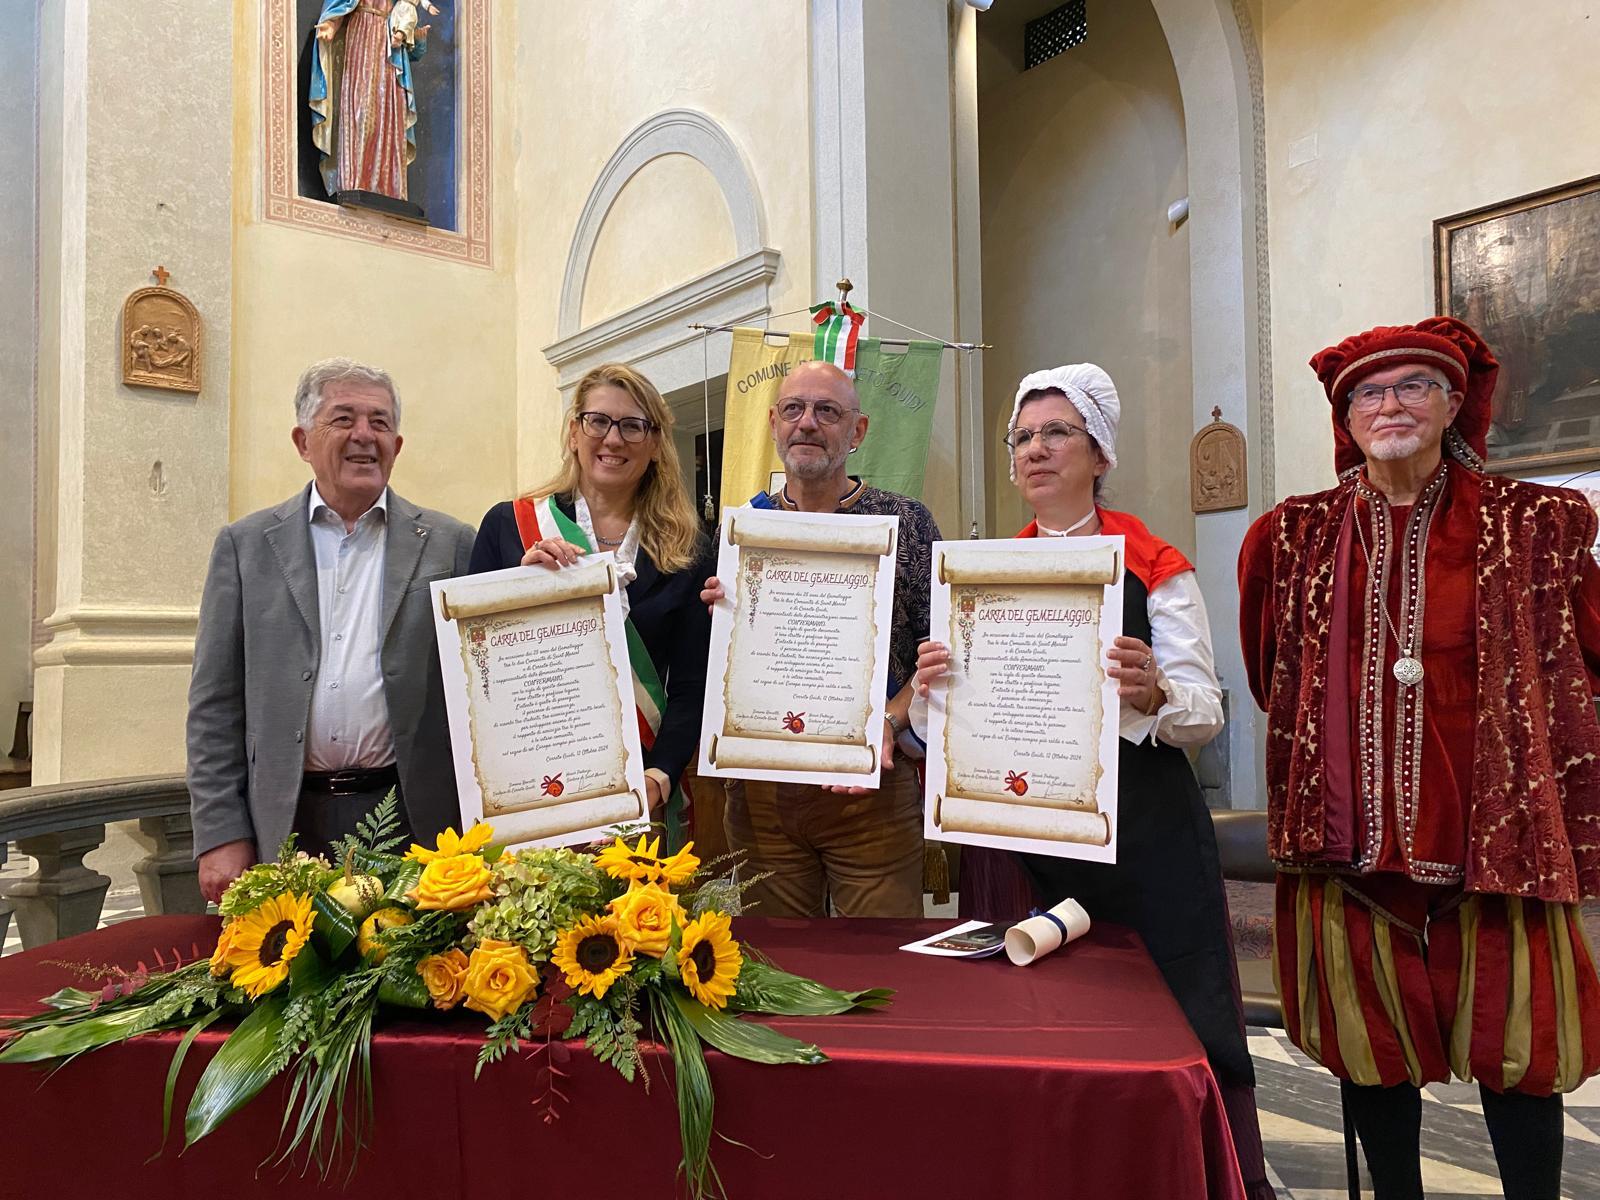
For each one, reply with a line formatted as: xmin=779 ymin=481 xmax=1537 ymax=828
xmin=301 ymin=765 xmax=400 ymax=796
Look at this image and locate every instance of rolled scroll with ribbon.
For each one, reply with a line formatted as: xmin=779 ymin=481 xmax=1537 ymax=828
xmin=1004 ymin=898 xmax=1092 ymax=966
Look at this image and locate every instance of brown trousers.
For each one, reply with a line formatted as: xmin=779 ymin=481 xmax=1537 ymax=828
xmin=722 ymin=760 xmax=925 ymax=918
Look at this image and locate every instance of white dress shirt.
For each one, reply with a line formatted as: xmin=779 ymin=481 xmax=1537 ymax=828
xmin=1116 ymin=570 xmax=1224 ymax=748
xmin=305 ymin=485 xmax=396 ymax=770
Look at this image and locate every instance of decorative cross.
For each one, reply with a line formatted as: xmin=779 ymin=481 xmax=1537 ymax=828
xmin=152 ymin=265 xmax=170 ymax=287
xmin=1211 ymin=405 xmax=1223 ymax=422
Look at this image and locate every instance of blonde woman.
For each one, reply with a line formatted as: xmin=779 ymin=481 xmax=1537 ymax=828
xmin=470 ymin=363 xmax=712 ymax=847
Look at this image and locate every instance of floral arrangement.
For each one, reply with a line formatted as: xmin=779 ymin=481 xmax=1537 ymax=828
xmin=0 ymin=799 xmax=890 ymax=1194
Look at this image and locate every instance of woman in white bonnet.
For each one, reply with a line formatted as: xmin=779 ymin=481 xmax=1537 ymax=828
xmin=914 ymin=364 xmax=1273 ymax=1200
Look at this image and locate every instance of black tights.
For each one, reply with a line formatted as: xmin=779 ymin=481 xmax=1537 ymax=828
xmin=1340 ymin=1079 xmax=1565 ymax=1200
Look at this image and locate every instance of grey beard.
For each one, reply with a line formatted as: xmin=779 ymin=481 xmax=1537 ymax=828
xmin=1366 ymin=432 xmax=1425 ymax=461
xmin=780 ymin=447 xmax=848 ymax=481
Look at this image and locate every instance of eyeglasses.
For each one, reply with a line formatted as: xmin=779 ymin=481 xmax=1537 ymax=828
xmin=577 ymin=411 xmax=657 ymax=443
xmin=1004 ymin=421 xmax=1089 ymax=453
xmin=1347 ymin=377 xmax=1443 ymax=413
xmin=775 ymin=398 xmax=858 ymax=426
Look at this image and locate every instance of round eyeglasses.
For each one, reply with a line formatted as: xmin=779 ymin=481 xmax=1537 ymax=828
xmin=774 ymin=398 xmax=858 ymax=426
xmin=1004 ymin=421 xmax=1089 ymax=453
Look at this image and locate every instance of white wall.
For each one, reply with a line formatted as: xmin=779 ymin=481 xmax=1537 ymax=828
xmin=0 ymin=0 xmax=38 ymax=761
xmin=977 ymin=0 xmax=1194 ymax=551
xmin=1262 ymin=0 xmax=1600 ymax=498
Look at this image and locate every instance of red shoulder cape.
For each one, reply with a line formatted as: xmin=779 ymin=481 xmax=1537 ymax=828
xmin=1017 ymin=507 xmax=1193 ymax=592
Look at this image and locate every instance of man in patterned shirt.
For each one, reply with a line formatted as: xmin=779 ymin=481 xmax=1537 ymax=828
xmin=702 ymin=361 xmax=940 ymax=917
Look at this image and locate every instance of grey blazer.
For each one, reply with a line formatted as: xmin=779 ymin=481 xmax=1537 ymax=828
xmin=187 ymin=484 xmax=476 ymax=861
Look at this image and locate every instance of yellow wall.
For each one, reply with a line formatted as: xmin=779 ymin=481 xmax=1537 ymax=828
xmin=228 ymin=1 xmax=520 ymax=529
xmin=978 ymin=0 xmax=1194 ymax=552
xmin=582 ymin=154 xmax=737 ymax=327
xmin=513 ymin=0 xmax=814 ymax=493
xmin=1262 ymin=0 xmax=1600 ymax=499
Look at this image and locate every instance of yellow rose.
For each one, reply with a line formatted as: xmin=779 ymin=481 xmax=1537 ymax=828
xmin=608 ymin=884 xmax=685 ymax=958
xmin=408 ymin=854 xmax=493 ymax=912
xmin=417 ymin=948 xmax=470 ymax=1010
xmin=461 ymin=939 xmax=540 ymax=1022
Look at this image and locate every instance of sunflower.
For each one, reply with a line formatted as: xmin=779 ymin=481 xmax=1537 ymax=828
xmin=406 ymin=822 xmax=495 ymax=865
xmin=222 ymin=892 xmax=314 ymax=999
xmin=594 ymin=834 xmax=701 ymax=888
xmin=209 ymin=919 xmax=238 ymax=977
xmin=551 ymin=914 xmax=636 ymax=999
xmin=677 ymin=911 xmax=741 ymax=1009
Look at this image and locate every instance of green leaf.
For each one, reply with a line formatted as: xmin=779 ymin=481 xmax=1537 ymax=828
xmin=381 ymin=860 xmax=422 ymax=904
xmin=39 ymin=986 xmax=100 ymax=1011
xmin=671 ymin=990 xmax=826 ymax=1066
xmin=290 ymin=944 xmax=339 ymax=997
xmin=652 ymin=989 xmax=718 ymax=1200
xmin=0 ymin=1001 xmax=173 ymax=1063
xmin=729 ymin=961 xmax=893 ymax=1016
xmin=312 ymin=893 xmax=360 ymax=959
xmin=157 ymin=1007 xmax=224 ymax=1153
xmin=184 ymin=991 xmax=291 ymax=1147
xmin=376 ymin=967 xmax=428 ymax=1010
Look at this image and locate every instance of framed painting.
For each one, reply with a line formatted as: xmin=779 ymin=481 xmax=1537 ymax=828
xmin=1435 ymin=175 xmax=1600 ymax=473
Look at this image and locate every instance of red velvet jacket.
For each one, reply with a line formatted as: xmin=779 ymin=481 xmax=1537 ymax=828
xmin=1239 ymin=467 xmax=1600 ymax=902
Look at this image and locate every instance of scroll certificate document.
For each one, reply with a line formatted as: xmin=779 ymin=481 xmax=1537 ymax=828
xmin=925 ymin=536 xmax=1124 ymax=863
xmin=430 ymin=560 xmax=648 ymax=849
xmin=699 ymin=508 xmax=899 ymax=787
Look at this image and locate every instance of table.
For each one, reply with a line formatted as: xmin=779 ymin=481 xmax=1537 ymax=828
xmin=0 ymin=915 xmax=1245 ymax=1199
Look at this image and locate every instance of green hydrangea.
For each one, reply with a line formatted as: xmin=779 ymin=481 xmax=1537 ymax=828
xmin=468 ymin=847 xmax=618 ymax=960
xmin=218 ymin=851 xmax=334 ymax=919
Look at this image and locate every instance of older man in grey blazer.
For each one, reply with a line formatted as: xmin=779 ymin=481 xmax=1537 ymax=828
xmin=188 ymin=358 xmax=475 ymax=901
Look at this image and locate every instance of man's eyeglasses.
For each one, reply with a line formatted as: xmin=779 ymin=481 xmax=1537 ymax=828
xmin=1004 ymin=421 xmax=1089 ymax=453
xmin=1347 ymin=377 xmax=1443 ymax=413
xmin=577 ymin=411 xmax=658 ymax=443
xmin=775 ymin=398 xmax=858 ymax=426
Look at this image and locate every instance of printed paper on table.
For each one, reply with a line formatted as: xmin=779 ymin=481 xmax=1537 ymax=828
xmin=698 ymin=508 xmax=899 ymax=788
xmin=431 ymin=560 xmax=648 ymax=848
xmin=924 ymin=536 xmax=1124 ymax=862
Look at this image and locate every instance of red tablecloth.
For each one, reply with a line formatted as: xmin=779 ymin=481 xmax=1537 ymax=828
xmin=0 ymin=915 xmax=1244 ymax=1199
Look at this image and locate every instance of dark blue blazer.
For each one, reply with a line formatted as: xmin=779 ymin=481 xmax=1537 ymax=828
xmin=469 ymin=498 xmax=713 ymax=789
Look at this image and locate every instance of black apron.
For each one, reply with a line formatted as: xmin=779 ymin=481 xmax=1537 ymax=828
xmin=1021 ymin=571 xmax=1255 ymax=1087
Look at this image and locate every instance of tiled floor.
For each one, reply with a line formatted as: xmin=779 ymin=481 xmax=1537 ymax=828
xmin=5 ymin=876 xmax=1599 ymax=1196
xmin=1249 ymin=1023 xmax=1600 ymax=1199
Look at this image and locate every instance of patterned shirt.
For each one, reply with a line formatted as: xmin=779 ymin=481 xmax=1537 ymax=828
xmin=776 ymin=478 xmax=941 ymax=692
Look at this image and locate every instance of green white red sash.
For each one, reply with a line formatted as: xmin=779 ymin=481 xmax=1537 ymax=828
xmin=810 ymin=300 xmax=865 ymax=373
xmin=512 ymin=495 xmax=684 ymax=845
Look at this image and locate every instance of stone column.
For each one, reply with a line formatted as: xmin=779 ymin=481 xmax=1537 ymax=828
xmin=809 ymin=0 xmax=978 ymax=539
xmin=31 ymin=1 xmax=233 ymax=783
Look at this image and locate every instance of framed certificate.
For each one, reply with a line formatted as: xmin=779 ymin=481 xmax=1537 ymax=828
xmin=698 ymin=508 xmax=899 ymax=788
xmin=431 ymin=560 xmax=649 ymax=848
xmin=923 ymin=536 xmax=1124 ymax=862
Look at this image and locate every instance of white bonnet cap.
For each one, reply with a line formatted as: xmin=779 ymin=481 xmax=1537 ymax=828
xmin=1007 ymin=364 xmax=1121 ymax=480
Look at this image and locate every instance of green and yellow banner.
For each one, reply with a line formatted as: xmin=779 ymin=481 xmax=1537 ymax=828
xmin=717 ymin=325 xmax=944 ymax=505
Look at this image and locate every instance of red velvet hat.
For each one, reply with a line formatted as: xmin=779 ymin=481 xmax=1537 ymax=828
xmin=1309 ymin=316 xmax=1498 ymax=475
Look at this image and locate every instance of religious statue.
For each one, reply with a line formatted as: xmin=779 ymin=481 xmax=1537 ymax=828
xmin=308 ymin=0 xmax=443 ymax=214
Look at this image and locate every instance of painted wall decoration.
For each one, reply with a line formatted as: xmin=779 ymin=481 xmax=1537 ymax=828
xmin=264 ymin=0 xmax=490 ymax=265
xmin=1436 ymin=175 xmax=1600 ymax=473
xmin=122 ymin=268 xmax=201 ymax=393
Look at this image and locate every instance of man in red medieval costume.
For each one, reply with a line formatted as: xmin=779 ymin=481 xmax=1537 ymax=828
xmin=1239 ymin=316 xmax=1600 ymax=1200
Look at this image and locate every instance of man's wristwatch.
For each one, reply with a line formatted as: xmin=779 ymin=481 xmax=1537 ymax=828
xmin=884 ymin=711 xmax=905 ymax=737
